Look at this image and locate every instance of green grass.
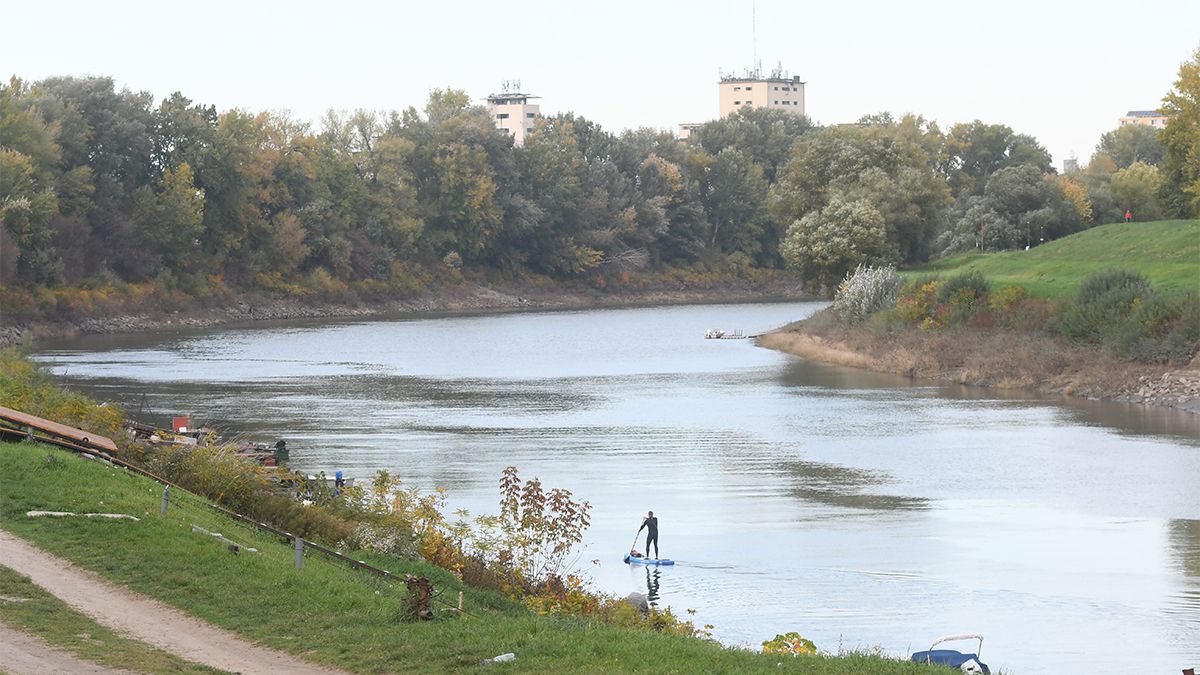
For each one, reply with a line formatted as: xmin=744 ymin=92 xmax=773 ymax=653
xmin=0 ymin=564 xmax=223 ymax=674
xmin=0 ymin=441 xmax=952 ymax=674
xmin=908 ymin=219 xmax=1200 ymax=298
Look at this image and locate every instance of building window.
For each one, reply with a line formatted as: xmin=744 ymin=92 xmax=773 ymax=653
xmin=526 ymin=127 xmax=533 ymax=133
xmin=734 ymin=86 xmax=741 ymax=91
xmin=746 ymin=86 xmax=753 ymax=90
xmin=526 ymin=112 xmax=535 ymax=118
xmin=734 ymin=100 xmax=740 ymax=105
xmin=496 ymin=113 xmax=509 ymax=119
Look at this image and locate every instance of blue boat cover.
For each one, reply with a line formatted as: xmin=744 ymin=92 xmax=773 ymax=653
xmin=910 ymin=649 xmax=989 ymax=673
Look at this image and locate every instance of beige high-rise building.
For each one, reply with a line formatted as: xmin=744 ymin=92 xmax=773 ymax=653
xmin=487 ymin=85 xmax=540 ymax=147
xmin=719 ymin=74 xmax=805 ymax=118
xmin=1118 ymin=110 xmax=1168 ymax=129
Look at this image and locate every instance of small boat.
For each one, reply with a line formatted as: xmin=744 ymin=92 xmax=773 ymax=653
xmin=910 ymin=634 xmax=989 ymax=673
xmin=704 ymin=328 xmax=751 ymax=340
xmin=624 ymin=553 xmax=675 ymax=566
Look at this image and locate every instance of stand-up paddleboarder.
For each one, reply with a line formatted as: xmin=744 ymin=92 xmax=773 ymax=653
xmin=639 ymin=510 xmax=659 ymax=559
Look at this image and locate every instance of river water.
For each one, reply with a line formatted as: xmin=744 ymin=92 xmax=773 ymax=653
xmin=31 ymin=302 xmax=1200 ymax=674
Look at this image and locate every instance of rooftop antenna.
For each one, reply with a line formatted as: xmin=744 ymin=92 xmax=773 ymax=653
xmin=752 ymin=0 xmax=758 ymax=78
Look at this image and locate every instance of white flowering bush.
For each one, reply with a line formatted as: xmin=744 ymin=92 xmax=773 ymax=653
xmin=832 ymin=264 xmax=902 ymax=324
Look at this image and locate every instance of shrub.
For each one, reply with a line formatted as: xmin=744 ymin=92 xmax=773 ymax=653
xmin=1061 ymin=272 xmax=1154 ymax=344
xmin=936 ymin=270 xmax=990 ymax=304
xmin=989 ymin=285 xmax=1032 ymax=330
xmin=891 ymin=271 xmax=992 ymax=330
xmin=989 ymin=285 xmax=1030 ymax=314
xmin=1076 ymin=269 xmax=1152 ymax=306
xmin=524 ymin=575 xmax=710 ymax=638
xmin=1062 ymin=270 xmax=1198 ymax=364
xmin=1121 ymin=293 xmax=1200 ymax=364
xmin=939 ymin=286 xmax=988 ymax=327
xmin=128 ymin=442 xmax=355 ymax=544
xmin=762 ymin=632 xmax=818 ymax=656
xmin=492 ymin=466 xmax=592 ymax=589
xmin=0 ymin=350 xmax=124 ymax=438
xmin=832 ymin=264 xmax=902 ymax=324
xmin=892 ymin=279 xmax=940 ymax=324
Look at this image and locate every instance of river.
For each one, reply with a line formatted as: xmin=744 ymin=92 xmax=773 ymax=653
xmin=31 ymin=301 xmax=1200 ymax=674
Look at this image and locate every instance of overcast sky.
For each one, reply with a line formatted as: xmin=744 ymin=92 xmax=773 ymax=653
xmin=5 ymin=0 xmax=1198 ymax=168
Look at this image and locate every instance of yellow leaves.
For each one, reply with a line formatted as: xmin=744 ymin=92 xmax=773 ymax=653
xmin=989 ymin=284 xmax=1031 ymax=315
xmin=638 ymin=155 xmax=684 ymax=195
xmin=1055 ymin=175 xmax=1093 ymax=224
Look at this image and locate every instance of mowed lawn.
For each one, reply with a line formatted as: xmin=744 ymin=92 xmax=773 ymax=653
xmin=908 ymin=219 xmax=1200 ymax=298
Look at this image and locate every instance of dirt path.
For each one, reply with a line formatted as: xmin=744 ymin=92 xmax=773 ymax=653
xmin=0 ymin=530 xmax=343 ymax=674
xmin=0 ymin=622 xmax=134 ymax=675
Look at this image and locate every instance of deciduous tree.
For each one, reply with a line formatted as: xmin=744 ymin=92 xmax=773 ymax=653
xmin=781 ymin=197 xmax=889 ymax=293
xmin=1110 ymin=161 xmax=1164 ymax=221
xmin=1095 ymin=124 xmax=1164 ymax=168
xmin=1159 ymin=47 xmax=1200 ymax=217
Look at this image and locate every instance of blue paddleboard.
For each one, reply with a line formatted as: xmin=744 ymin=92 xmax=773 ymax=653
xmin=624 ymin=554 xmax=675 ymax=566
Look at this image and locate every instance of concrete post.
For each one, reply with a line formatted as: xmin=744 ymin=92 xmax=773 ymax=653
xmin=160 ymin=485 xmax=169 ymax=514
xmin=294 ymin=537 xmax=304 ymax=569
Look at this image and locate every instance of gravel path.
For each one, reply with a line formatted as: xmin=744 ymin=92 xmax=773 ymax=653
xmin=0 ymin=529 xmax=343 ymax=674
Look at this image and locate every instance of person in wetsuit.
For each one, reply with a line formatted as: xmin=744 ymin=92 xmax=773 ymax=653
xmin=638 ymin=510 xmax=659 ymax=559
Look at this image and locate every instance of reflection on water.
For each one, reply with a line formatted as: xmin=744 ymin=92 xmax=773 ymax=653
xmin=646 ymin=568 xmax=661 ymax=607
xmin=31 ymin=301 xmax=1200 ymax=675
xmin=1168 ymin=519 xmax=1200 ymax=628
xmin=780 ymin=459 xmax=928 ymax=512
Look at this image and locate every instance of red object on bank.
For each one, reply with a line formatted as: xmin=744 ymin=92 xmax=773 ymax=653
xmin=172 ymin=415 xmax=190 ymax=433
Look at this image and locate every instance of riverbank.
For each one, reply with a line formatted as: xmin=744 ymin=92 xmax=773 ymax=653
xmin=0 ymin=440 xmax=949 ymax=674
xmin=0 ymin=276 xmax=808 ymax=348
xmin=758 ymin=315 xmax=1200 ymax=414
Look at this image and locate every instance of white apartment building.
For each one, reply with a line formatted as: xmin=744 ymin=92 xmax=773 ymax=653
xmin=486 ymin=87 xmax=540 ymax=147
xmin=719 ymin=74 xmax=805 ymax=118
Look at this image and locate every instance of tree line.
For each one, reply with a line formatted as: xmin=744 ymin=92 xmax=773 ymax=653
xmin=1 ymin=49 xmax=1196 ymax=296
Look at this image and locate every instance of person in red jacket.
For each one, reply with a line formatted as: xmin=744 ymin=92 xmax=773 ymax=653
xmin=1125 ymin=209 xmax=1133 ymax=222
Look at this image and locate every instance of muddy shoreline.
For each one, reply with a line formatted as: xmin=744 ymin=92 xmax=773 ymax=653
xmin=0 ymin=279 xmax=810 ymax=348
xmin=757 ymin=316 xmax=1200 ymax=415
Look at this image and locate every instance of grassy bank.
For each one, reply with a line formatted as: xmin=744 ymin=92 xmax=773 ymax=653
xmin=760 ymin=256 xmax=1198 ymax=411
xmin=908 ymin=219 xmax=1199 ymax=298
xmin=0 ymin=441 xmax=948 ymax=674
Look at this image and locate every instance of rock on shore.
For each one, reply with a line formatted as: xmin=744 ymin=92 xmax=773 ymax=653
xmin=1119 ymin=371 xmax=1200 ymax=413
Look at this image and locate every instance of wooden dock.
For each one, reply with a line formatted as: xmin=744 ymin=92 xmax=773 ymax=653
xmin=0 ymin=405 xmax=119 ymax=455
xmin=704 ymin=329 xmax=758 ymax=340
